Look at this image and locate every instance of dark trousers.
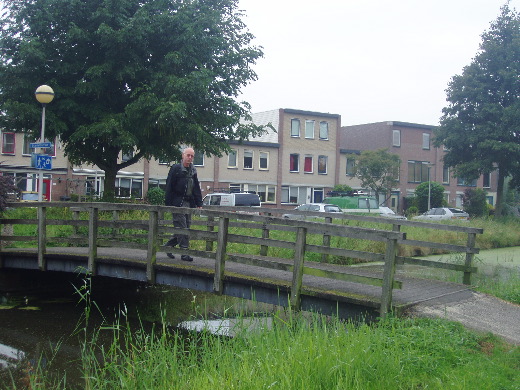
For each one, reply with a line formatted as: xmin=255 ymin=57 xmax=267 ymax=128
xmin=172 ymin=199 xmax=191 ymax=249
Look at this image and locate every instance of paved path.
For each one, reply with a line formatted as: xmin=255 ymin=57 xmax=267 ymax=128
xmin=408 ymin=291 xmax=520 ymax=345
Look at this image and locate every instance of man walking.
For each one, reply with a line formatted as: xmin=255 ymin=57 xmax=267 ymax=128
xmin=164 ymin=147 xmax=203 ymax=261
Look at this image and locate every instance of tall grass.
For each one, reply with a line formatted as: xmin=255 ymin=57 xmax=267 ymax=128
xmin=28 ymin=310 xmax=520 ymax=390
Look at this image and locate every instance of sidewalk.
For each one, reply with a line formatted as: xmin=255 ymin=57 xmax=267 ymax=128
xmin=408 ymin=291 xmax=520 ymax=345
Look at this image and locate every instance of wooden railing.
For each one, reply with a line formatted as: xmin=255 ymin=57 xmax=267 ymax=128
xmin=0 ymin=202 xmax=483 ymax=317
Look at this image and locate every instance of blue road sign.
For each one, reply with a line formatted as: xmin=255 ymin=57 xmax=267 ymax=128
xmin=30 ymin=142 xmax=52 ymax=149
xmin=36 ymin=154 xmax=52 ymax=170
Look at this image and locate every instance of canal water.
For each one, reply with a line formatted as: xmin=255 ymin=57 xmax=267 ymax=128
xmin=0 ymin=270 xmax=276 ymax=388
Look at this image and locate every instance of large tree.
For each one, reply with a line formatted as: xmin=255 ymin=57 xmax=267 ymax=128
xmin=349 ymin=149 xmax=401 ymax=205
xmin=0 ymin=0 xmax=265 ymax=199
xmin=434 ymin=4 xmax=520 ymax=216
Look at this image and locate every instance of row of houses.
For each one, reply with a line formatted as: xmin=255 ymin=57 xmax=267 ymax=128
xmin=0 ymin=108 xmax=498 ymax=212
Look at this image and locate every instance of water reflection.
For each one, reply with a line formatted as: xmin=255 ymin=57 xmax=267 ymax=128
xmin=179 ymin=316 xmax=274 ymax=337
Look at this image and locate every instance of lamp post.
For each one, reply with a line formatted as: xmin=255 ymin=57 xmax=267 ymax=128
xmin=35 ymin=85 xmax=55 ymax=202
xmin=426 ymin=163 xmax=435 ymax=210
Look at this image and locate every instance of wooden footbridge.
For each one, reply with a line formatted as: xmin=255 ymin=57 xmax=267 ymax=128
xmin=0 ymin=202 xmax=483 ymax=320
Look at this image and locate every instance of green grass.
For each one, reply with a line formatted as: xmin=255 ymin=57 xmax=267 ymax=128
xmin=27 ymin=311 xmax=520 ymax=390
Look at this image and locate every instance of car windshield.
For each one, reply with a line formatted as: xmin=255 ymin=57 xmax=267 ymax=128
xmin=449 ymin=208 xmax=465 ymax=214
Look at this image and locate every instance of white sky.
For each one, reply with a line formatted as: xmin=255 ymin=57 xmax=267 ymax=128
xmin=237 ymin=0 xmax=519 ymax=126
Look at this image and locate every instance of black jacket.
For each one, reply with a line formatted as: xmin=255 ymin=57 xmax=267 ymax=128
xmin=165 ymin=163 xmax=203 ymax=208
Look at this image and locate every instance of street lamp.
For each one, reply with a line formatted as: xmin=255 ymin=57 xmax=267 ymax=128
xmin=35 ymin=85 xmax=55 ymax=202
xmin=426 ymin=163 xmax=435 ymax=210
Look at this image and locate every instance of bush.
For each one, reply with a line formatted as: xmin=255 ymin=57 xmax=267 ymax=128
xmin=0 ymin=175 xmax=19 ymax=214
xmin=463 ymin=188 xmax=488 ymax=217
xmin=405 ymin=206 xmax=418 ymax=218
xmin=414 ymin=181 xmax=445 ymax=213
xmin=146 ymin=187 xmax=165 ymax=205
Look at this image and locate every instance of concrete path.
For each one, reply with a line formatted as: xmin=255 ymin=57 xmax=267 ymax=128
xmin=408 ymin=291 xmax=520 ymax=345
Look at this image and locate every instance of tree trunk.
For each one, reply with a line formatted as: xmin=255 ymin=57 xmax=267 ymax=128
xmin=103 ymin=168 xmax=117 ymax=201
xmin=495 ymin=167 xmax=505 ymax=217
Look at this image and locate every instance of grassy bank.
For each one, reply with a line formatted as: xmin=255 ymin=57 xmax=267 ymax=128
xmin=27 ymin=312 xmax=519 ymax=390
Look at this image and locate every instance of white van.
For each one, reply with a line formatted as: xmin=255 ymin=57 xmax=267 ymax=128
xmin=202 ymin=192 xmax=261 ymax=207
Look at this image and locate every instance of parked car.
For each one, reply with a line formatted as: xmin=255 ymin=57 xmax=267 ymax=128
xmin=412 ymin=207 xmax=469 ymax=221
xmin=378 ymin=206 xmax=407 ymax=220
xmin=282 ymin=203 xmax=342 ymax=220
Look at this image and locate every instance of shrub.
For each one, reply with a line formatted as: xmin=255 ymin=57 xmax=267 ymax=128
xmin=0 ymin=175 xmax=19 ymax=214
xmin=405 ymin=206 xmax=418 ymax=218
xmin=463 ymin=188 xmax=488 ymax=217
xmin=146 ymin=187 xmax=165 ymax=205
xmin=414 ymin=181 xmax=445 ymax=213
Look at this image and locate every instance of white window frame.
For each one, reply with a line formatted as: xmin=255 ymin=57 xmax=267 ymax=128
xmin=259 ymin=151 xmax=269 ymax=170
xmin=318 ymin=155 xmax=328 ymax=174
xmin=243 ymin=150 xmax=253 ymax=169
xmin=304 ymin=155 xmax=313 ymax=173
xmin=291 ymin=118 xmax=300 ymax=137
xmin=319 ymin=121 xmax=329 ymax=140
xmin=422 ymin=133 xmax=430 ymax=150
xmin=289 ymin=153 xmax=299 ymax=172
xmin=193 ymin=153 xmax=204 ymax=167
xmin=2 ymin=132 xmax=15 ymax=154
xmin=392 ymin=130 xmax=401 ymax=147
xmin=228 ymin=149 xmax=237 ymax=168
xmin=305 ymin=120 xmax=315 ymax=139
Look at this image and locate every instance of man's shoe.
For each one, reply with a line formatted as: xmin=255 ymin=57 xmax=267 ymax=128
xmin=167 ymin=253 xmax=175 ymax=259
xmin=181 ymin=254 xmax=193 ymax=262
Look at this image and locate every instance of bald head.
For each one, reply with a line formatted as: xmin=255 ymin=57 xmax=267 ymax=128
xmin=182 ymin=148 xmax=195 ymax=167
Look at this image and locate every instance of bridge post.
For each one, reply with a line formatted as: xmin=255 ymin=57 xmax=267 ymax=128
xmin=37 ymin=206 xmax=47 ymax=270
xmin=260 ymin=212 xmax=271 ymax=256
xmin=213 ymin=216 xmax=229 ymax=294
xmin=380 ymin=236 xmax=398 ymax=318
xmin=321 ymin=217 xmax=332 ymax=263
xmin=290 ymin=226 xmax=307 ymax=311
xmin=205 ymin=216 xmax=215 ymax=252
xmin=463 ymin=233 xmax=476 ymax=285
xmin=146 ymin=210 xmax=159 ymax=283
xmin=88 ymin=207 xmax=98 ymax=274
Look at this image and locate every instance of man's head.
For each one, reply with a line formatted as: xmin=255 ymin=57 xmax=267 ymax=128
xmin=182 ymin=147 xmax=195 ymax=167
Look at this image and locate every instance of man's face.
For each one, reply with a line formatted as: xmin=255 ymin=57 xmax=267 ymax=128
xmin=182 ymin=149 xmax=195 ymax=167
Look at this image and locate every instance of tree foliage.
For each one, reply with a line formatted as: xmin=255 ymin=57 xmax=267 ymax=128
xmin=414 ymin=181 xmax=445 ymax=213
xmin=0 ymin=175 xmax=19 ymax=213
xmin=462 ymin=188 xmax=489 ymax=217
xmin=0 ymin=0 xmax=266 ymax=199
xmin=349 ymin=149 xmax=400 ymax=204
xmin=434 ymin=5 xmax=520 ymax=216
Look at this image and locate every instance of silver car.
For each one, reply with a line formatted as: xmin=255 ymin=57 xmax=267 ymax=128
xmin=412 ymin=207 xmax=469 ymax=221
xmin=282 ymin=203 xmax=342 ymax=220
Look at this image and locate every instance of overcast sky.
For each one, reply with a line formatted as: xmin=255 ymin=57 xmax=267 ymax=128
xmin=237 ymin=0 xmax=519 ymax=126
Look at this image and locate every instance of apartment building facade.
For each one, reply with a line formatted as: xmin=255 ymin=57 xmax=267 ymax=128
xmin=1 ymin=108 xmax=342 ymax=208
xmin=340 ymin=121 xmax=499 ymax=212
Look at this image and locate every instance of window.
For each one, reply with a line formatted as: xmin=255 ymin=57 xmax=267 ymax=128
xmin=422 ymin=133 xmax=430 ymax=150
xmin=483 ymin=173 xmax=491 ymax=188
xmin=442 ymin=165 xmax=450 ymax=184
xmin=2 ymin=132 xmax=15 ymax=154
xmin=346 ymin=158 xmax=356 ymax=176
xmin=115 ymin=178 xmax=143 ymax=198
xmin=319 ymin=121 xmax=328 ymax=140
xmin=243 ymin=150 xmax=253 ymax=169
xmin=193 ymin=153 xmax=204 ymax=166
xmin=457 ymin=177 xmax=477 ymax=187
xmin=281 ymin=186 xmax=305 ymax=204
xmin=23 ymin=135 xmax=56 ymax=156
xmin=158 ymin=157 xmax=170 ymax=165
xmin=255 ymin=184 xmax=276 ymax=203
xmin=407 ymin=160 xmax=429 ymax=183
xmin=318 ymin=155 xmax=328 ymax=174
xmin=259 ymin=151 xmax=269 ymax=170
xmin=228 ymin=149 xmax=237 ymax=168
xmin=291 ymin=118 xmax=300 ymax=137
xmin=392 ymin=130 xmax=401 ymax=147
xmin=290 ymin=154 xmax=299 ymax=172
xmin=304 ymin=155 xmax=313 ymax=173
xmin=305 ymin=120 xmax=314 ymax=139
